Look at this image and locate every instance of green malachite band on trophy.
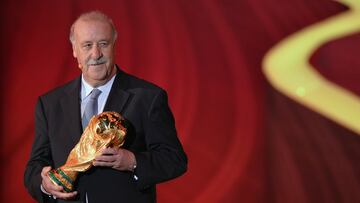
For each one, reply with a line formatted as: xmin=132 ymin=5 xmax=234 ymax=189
xmin=48 ymin=171 xmax=72 ymax=192
xmin=57 ymin=169 xmax=74 ymax=185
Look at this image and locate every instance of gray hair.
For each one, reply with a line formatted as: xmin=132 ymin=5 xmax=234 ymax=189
xmin=69 ymin=11 xmax=118 ymax=44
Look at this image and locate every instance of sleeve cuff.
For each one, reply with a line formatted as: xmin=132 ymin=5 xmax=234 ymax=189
xmin=40 ymin=184 xmax=56 ymax=199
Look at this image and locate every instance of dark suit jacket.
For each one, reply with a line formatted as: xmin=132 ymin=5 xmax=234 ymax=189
xmin=24 ymin=68 xmax=187 ymax=203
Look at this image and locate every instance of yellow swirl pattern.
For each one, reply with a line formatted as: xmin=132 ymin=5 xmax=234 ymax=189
xmin=263 ymin=0 xmax=360 ymax=135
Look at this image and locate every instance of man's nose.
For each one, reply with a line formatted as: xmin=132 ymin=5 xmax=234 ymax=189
xmin=91 ymin=45 xmax=103 ymax=59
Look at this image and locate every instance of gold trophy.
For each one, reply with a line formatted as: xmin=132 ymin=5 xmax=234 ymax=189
xmin=47 ymin=111 xmax=127 ymax=192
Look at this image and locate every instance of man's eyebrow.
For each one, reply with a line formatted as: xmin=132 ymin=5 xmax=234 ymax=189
xmin=80 ymin=39 xmax=109 ymax=43
xmin=80 ymin=40 xmax=93 ymax=44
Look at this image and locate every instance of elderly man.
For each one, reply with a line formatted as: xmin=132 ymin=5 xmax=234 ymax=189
xmin=24 ymin=11 xmax=187 ymax=203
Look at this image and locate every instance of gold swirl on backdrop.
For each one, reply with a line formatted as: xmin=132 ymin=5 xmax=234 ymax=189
xmin=262 ymin=0 xmax=360 ymax=135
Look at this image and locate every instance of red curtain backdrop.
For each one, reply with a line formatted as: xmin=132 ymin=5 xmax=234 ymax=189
xmin=1 ymin=0 xmax=360 ymax=202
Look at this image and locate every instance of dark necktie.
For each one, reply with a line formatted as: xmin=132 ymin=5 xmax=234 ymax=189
xmin=82 ymin=88 xmax=102 ymax=129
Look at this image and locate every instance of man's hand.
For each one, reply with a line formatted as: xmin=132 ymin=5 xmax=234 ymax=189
xmin=40 ymin=166 xmax=78 ymax=200
xmin=93 ymin=148 xmax=137 ymax=171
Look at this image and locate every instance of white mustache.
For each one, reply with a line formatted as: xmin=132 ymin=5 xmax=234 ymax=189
xmin=87 ymin=58 xmax=107 ymax=66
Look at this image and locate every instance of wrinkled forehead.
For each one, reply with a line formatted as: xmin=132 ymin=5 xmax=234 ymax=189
xmin=73 ymin=19 xmax=113 ymax=41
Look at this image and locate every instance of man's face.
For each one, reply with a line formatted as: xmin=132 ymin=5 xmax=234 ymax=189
xmin=72 ymin=20 xmax=116 ymax=87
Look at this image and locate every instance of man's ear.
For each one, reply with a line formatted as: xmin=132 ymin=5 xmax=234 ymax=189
xmin=72 ymin=45 xmax=77 ymax=58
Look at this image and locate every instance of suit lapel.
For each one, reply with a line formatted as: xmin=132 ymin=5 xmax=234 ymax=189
xmin=60 ymin=77 xmax=83 ymax=144
xmin=104 ymin=69 xmax=130 ymax=114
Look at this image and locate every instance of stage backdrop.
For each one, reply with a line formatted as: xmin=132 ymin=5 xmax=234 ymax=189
xmin=1 ymin=0 xmax=360 ymax=202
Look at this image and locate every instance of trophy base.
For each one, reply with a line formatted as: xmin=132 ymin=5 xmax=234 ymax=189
xmin=48 ymin=168 xmax=76 ymax=192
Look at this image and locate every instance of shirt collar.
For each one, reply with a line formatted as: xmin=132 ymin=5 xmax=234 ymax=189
xmin=81 ymin=74 xmax=116 ymax=100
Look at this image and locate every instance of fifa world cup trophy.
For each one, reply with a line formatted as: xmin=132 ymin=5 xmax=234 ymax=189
xmin=47 ymin=111 xmax=127 ymax=192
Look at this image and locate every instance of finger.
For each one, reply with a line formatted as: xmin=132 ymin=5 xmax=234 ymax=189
xmin=42 ymin=176 xmax=63 ymax=192
xmin=42 ymin=166 xmax=51 ymax=172
xmin=41 ymin=171 xmax=64 ymax=192
xmin=46 ymin=180 xmax=63 ymax=191
xmin=100 ymin=148 xmax=117 ymax=155
xmin=41 ymin=166 xmax=52 ymax=177
xmin=95 ymin=154 xmax=116 ymax=162
xmin=93 ymin=160 xmax=115 ymax=167
xmin=52 ymin=190 xmax=78 ymax=200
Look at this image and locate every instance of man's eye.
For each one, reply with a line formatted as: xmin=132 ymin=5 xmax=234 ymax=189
xmin=99 ymin=42 xmax=108 ymax=47
xmin=83 ymin=44 xmax=92 ymax=49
